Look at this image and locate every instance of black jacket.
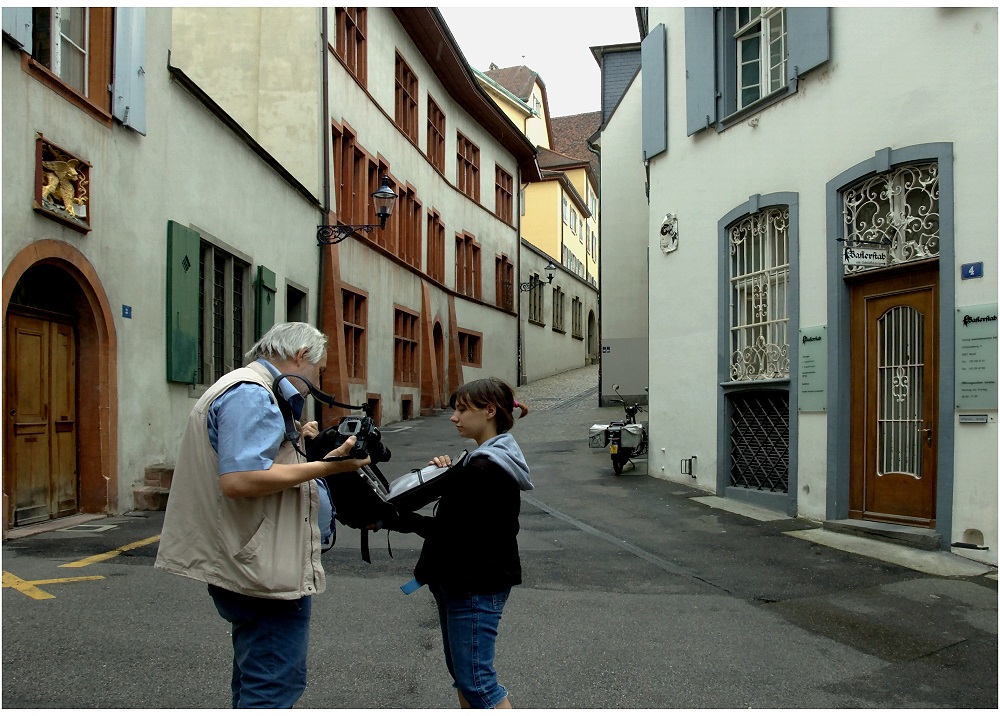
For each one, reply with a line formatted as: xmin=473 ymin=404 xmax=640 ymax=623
xmin=406 ymin=455 xmax=522 ymax=594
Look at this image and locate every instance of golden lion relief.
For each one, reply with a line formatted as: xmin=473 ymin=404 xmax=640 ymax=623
xmin=40 ymin=147 xmax=89 ymax=218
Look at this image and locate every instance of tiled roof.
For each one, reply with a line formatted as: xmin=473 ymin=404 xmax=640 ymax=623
xmin=550 ymin=111 xmax=602 ymax=183
xmin=536 ymin=147 xmax=586 ymax=170
xmin=482 ymin=65 xmax=542 ymax=100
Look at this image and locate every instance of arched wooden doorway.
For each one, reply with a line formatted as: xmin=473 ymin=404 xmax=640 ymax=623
xmin=3 ymin=241 xmax=118 ymax=533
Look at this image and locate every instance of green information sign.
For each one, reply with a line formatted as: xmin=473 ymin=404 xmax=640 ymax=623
xmin=955 ymin=303 xmax=998 ymax=410
xmin=798 ymin=326 xmax=827 ymax=412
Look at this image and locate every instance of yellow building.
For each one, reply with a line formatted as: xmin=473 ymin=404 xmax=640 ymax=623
xmin=477 ymin=64 xmax=601 ymax=379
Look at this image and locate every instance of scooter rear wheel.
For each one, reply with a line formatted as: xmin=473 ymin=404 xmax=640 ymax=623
xmin=612 ymin=458 xmax=624 ymax=475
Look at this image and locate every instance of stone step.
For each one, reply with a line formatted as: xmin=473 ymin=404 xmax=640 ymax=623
xmin=144 ymin=464 xmax=174 ymax=489
xmin=822 ymin=518 xmax=941 ymax=551
xmin=133 ymin=485 xmax=170 ymax=512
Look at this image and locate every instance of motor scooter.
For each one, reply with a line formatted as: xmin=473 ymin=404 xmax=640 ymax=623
xmin=589 ymin=384 xmax=648 ymax=475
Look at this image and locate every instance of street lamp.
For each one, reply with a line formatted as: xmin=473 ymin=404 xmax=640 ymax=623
xmin=520 ymin=260 xmax=558 ymax=292
xmin=316 ymin=176 xmax=398 ymax=245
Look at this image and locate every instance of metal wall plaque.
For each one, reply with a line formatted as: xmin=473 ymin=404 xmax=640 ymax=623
xmin=955 ymin=303 xmax=998 ymax=410
xmin=798 ymin=326 xmax=827 ymax=412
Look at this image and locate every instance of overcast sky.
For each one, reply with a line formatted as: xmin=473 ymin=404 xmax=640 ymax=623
xmin=438 ymin=6 xmax=642 ymax=118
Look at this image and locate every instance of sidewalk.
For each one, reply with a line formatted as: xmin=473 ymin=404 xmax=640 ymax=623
xmin=514 ymin=364 xmax=995 ymax=580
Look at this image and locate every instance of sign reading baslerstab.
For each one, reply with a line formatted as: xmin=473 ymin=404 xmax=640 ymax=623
xmin=955 ymin=303 xmax=998 ymax=410
xmin=843 ymin=246 xmax=888 ymax=267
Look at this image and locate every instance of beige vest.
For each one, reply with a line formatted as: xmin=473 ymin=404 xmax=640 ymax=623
xmin=154 ymin=362 xmax=325 ymax=599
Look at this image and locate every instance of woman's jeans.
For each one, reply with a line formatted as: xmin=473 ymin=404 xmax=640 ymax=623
xmin=429 ymin=584 xmax=512 ymax=709
xmin=208 ymin=585 xmax=312 ymax=709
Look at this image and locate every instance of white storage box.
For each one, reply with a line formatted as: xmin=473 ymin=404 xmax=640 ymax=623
xmin=621 ymin=423 xmax=644 ymax=448
xmin=588 ymin=424 xmax=609 ymax=448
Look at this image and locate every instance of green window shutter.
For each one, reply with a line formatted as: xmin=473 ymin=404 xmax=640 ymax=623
xmin=166 ymin=221 xmax=201 ymax=383
xmin=255 ymin=265 xmax=277 ymax=340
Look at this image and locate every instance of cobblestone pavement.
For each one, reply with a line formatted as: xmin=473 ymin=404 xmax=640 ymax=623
xmin=514 ymin=363 xmax=599 ymax=411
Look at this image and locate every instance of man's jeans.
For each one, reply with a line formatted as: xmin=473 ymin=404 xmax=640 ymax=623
xmin=208 ymin=585 xmax=312 ymax=708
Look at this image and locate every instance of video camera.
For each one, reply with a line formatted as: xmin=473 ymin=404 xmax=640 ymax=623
xmin=305 ymin=413 xmax=392 ymax=465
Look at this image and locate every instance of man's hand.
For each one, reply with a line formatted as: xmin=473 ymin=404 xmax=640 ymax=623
xmin=323 ymin=435 xmax=372 ymax=471
xmin=301 ymin=420 xmax=319 ymax=440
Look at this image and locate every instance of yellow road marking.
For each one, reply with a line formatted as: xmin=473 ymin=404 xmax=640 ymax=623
xmin=2 ymin=571 xmax=105 ymax=600
xmin=59 ymin=534 xmax=161 ymax=568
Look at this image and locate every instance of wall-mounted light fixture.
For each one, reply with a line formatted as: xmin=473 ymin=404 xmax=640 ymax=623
xmin=519 ymin=260 xmax=558 ymax=292
xmin=316 ymin=176 xmax=398 ymax=245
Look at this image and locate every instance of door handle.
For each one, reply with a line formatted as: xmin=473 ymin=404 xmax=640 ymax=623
xmin=916 ymin=422 xmax=933 ymax=446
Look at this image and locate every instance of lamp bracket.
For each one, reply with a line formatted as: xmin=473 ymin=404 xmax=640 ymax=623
xmin=316 ymin=224 xmax=380 ymax=246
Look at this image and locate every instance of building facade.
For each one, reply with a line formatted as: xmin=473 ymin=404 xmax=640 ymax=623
xmin=2 ymin=8 xmax=323 ymax=530
xmin=588 ymin=42 xmax=648 ymax=406
xmin=2 ymin=6 xmax=538 ymax=532
xmin=479 ymin=65 xmax=602 ymax=382
xmin=599 ymin=7 xmax=998 ymax=562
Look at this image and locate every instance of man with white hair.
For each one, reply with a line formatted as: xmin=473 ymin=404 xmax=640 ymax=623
xmin=156 ymin=322 xmax=369 ymax=708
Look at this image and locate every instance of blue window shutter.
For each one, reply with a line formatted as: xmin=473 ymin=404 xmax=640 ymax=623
xmin=787 ymin=7 xmax=830 ymax=80
xmin=113 ymin=7 xmax=147 ymax=135
xmin=641 ymin=23 xmax=668 ymax=162
xmin=166 ymin=221 xmax=202 ymax=384
xmin=684 ymin=7 xmax=715 ymax=137
xmin=684 ymin=7 xmax=717 ymax=136
xmin=2 ymin=7 xmax=32 ymax=54
xmin=255 ymin=266 xmax=277 ymax=341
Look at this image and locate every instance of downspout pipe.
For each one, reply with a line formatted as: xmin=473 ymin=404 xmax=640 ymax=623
xmin=317 ymin=8 xmax=332 ymax=420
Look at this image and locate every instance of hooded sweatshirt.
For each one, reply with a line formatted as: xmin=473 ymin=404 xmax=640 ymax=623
xmin=409 ymin=431 xmax=529 ymax=593
xmin=465 ymin=432 xmax=533 ymax=491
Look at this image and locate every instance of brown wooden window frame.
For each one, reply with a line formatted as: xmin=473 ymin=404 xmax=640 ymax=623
xmin=456 ymin=132 xmax=480 ymax=202
xmin=495 ymin=164 xmax=514 ymax=224
xmin=334 ymin=7 xmax=367 ymax=86
xmin=455 ymin=232 xmax=482 ymax=300
xmin=495 ymin=254 xmax=514 ymax=311
xmin=571 ymin=296 xmax=584 ymax=339
xmin=397 ymin=183 xmax=422 ymax=269
xmin=394 ymin=52 xmax=419 ymax=143
xmin=393 ymin=305 xmax=420 ymax=386
xmin=528 ymin=276 xmax=544 ymax=325
xmin=25 ymin=7 xmax=114 ymax=122
xmin=458 ymin=329 xmax=483 ymax=367
xmin=427 ymin=96 xmax=446 ymax=173
xmin=342 ymin=285 xmax=368 ymax=381
xmin=552 ymin=286 xmax=566 ymax=333
xmin=427 ymin=209 xmax=446 ymax=283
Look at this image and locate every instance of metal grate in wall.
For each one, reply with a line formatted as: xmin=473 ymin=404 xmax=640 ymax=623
xmin=729 ymin=391 xmax=790 ymax=493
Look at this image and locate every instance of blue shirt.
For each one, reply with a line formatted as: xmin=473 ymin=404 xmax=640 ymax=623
xmin=207 ymin=359 xmax=334 ymax=546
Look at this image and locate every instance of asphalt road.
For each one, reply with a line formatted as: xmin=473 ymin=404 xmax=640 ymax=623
xmin=2 ymin=385 xmax=997 ymax=709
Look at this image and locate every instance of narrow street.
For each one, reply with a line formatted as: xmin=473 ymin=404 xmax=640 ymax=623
xmin=2 ymin=366 xmax=996 ymax=709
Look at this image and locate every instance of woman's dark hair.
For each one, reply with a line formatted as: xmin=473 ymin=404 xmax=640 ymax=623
xmin=449 ymin=377 xmax=528 ymax=434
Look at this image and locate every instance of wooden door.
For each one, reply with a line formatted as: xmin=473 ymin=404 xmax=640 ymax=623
xmin=849 ymin=265 xmax=938 ymax=526
xmin=4 ymin=313 xmax=78 ymax=526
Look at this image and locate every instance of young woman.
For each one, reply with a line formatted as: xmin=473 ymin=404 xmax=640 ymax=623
xmin=391 ymin=377 xmax=532 ymax=709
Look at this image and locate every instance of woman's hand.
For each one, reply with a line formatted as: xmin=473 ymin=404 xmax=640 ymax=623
xmin=428 ymin=455 xmax=452 ymax=468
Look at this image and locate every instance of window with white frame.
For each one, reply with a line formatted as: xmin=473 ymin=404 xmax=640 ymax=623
xmin=734 ymin=7 xmax=786 ymax=110
xmin=728 ymin=206 xmax=789 ymax=381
